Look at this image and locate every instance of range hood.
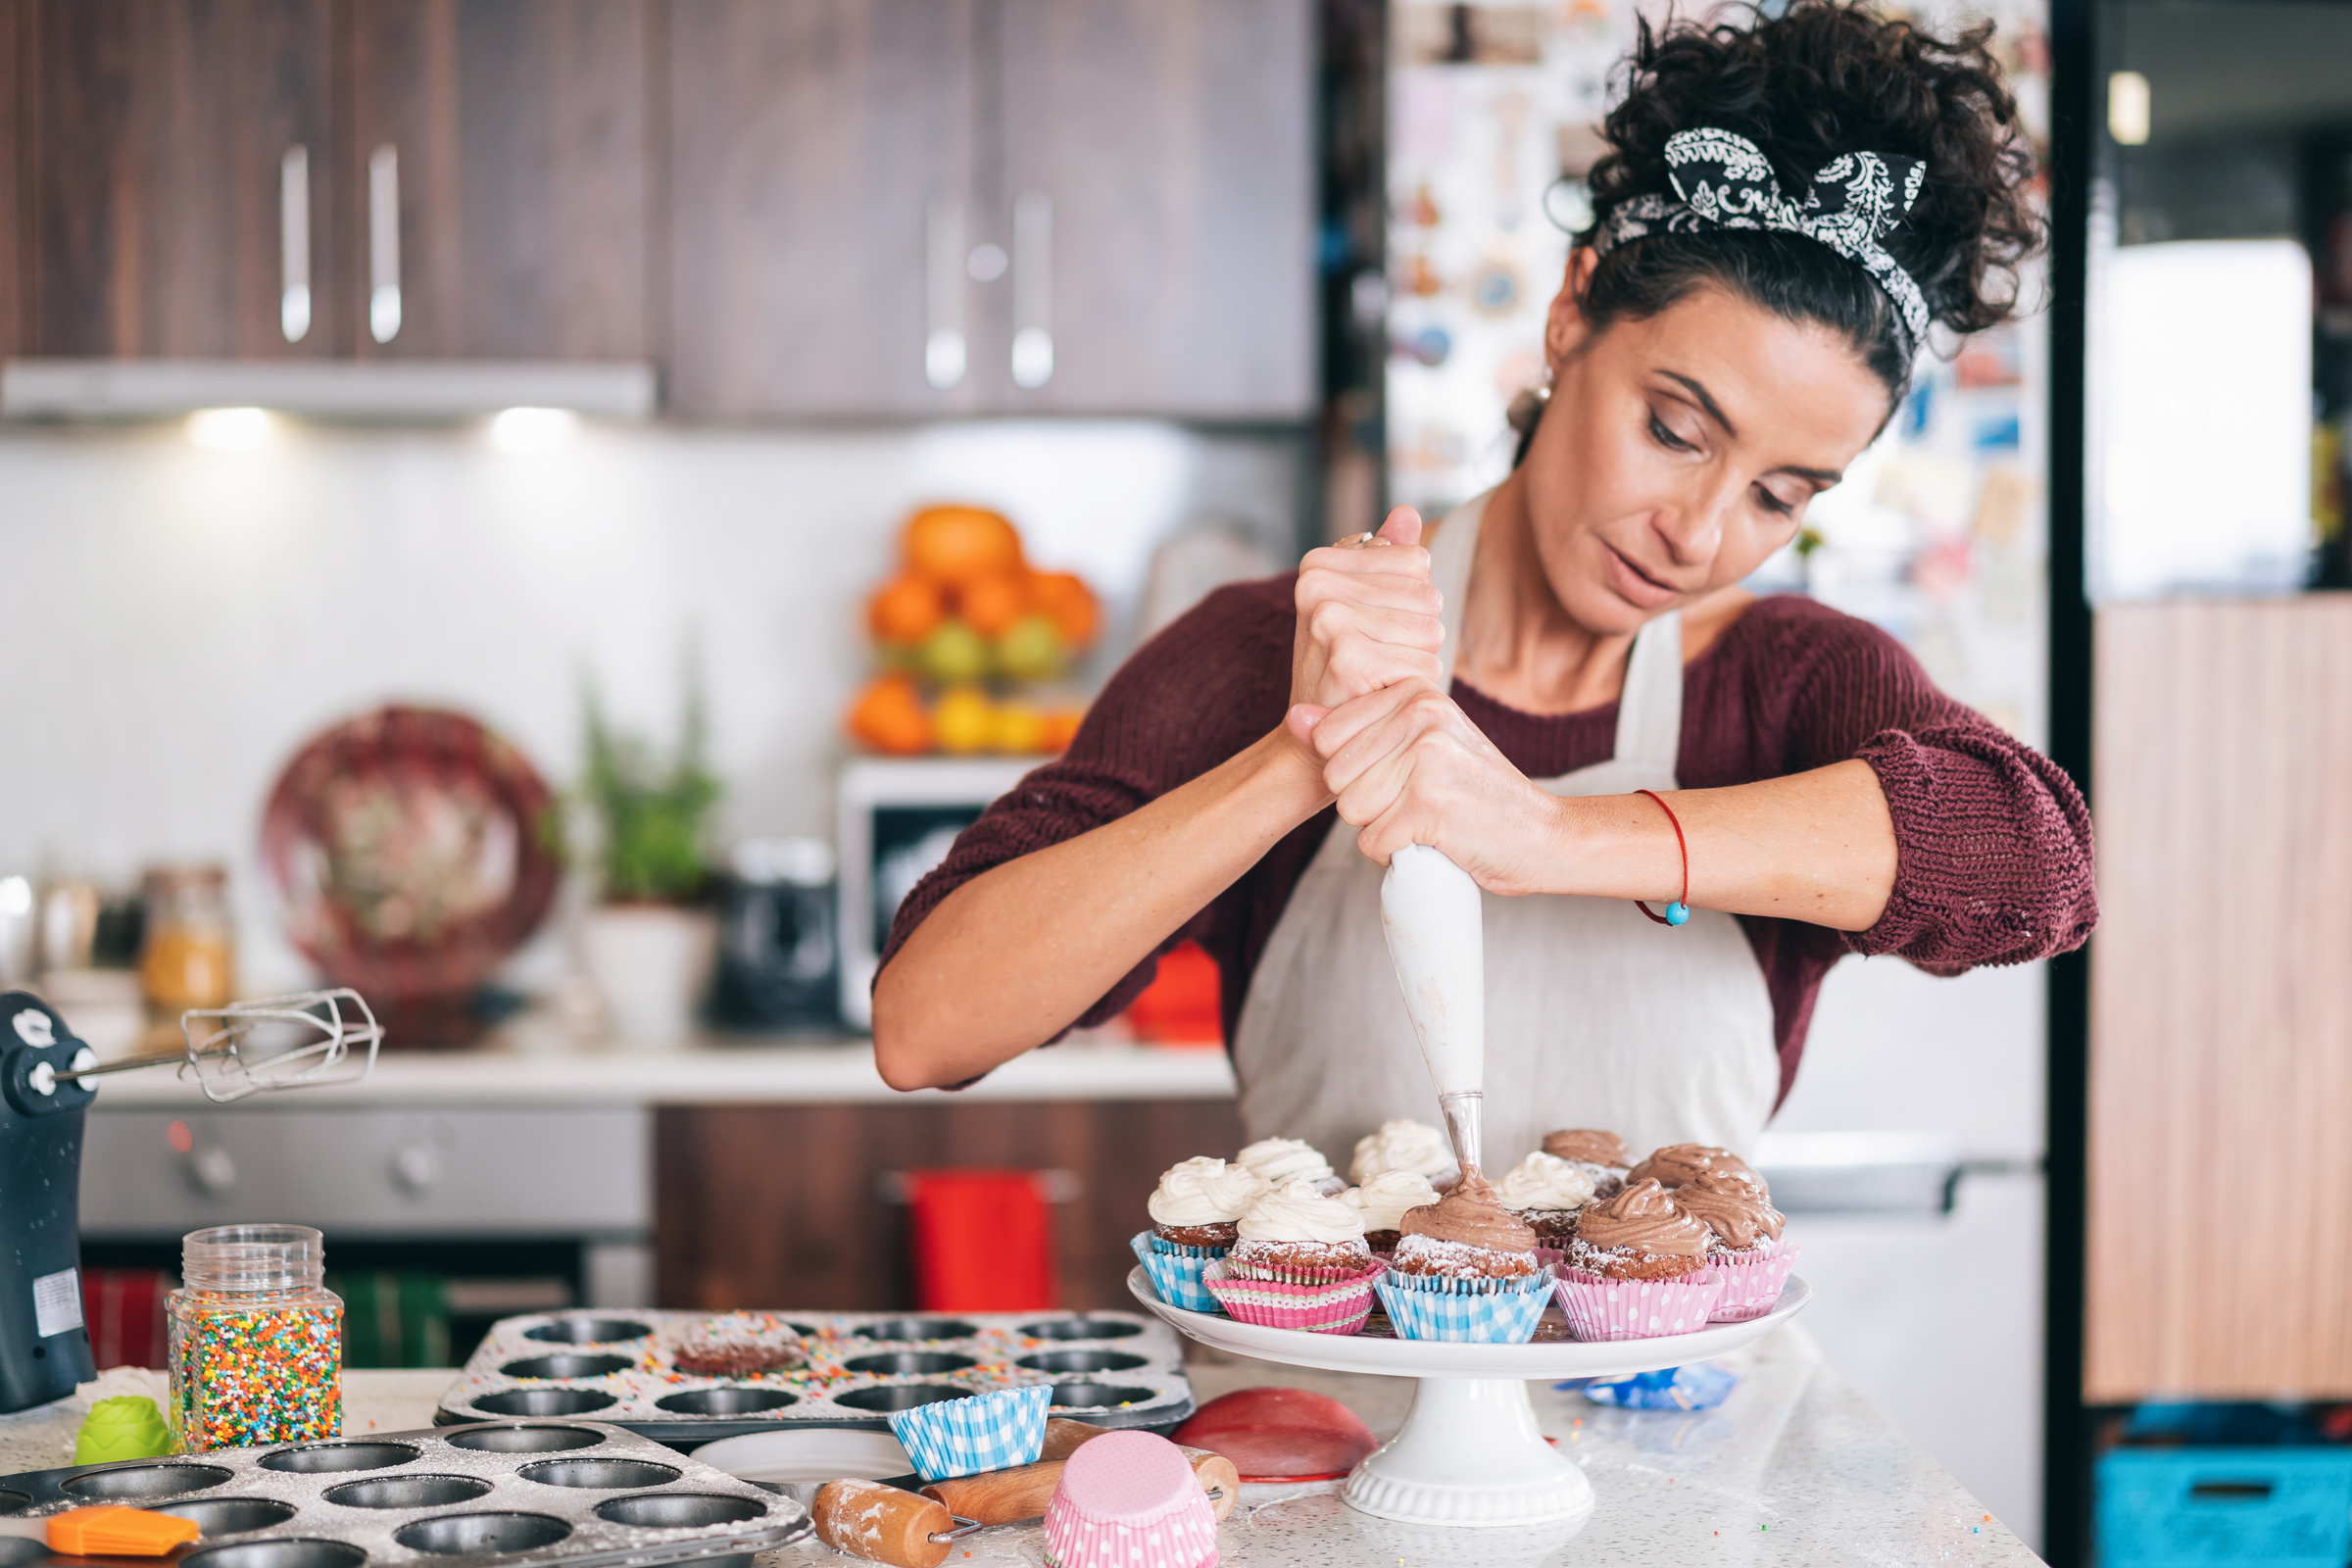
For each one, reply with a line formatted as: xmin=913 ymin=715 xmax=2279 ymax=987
xmin=0 ymin=359 xmax=658 ymax=420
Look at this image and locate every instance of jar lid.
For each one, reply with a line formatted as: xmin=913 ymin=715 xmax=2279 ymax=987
xmin=182 ymin=1224 xmax=324 ymax=1291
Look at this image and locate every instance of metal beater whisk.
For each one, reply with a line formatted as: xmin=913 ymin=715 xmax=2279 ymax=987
xmin=47 ymin=988 xmax=382 ymax=1103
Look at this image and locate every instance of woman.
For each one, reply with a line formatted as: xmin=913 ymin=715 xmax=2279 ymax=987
xmin=872 ymin=2 xmax=2094 ymax=1167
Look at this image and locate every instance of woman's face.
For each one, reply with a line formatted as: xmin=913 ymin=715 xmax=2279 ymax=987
xmin=1523 ymin=255 xmax=1891 ymax=637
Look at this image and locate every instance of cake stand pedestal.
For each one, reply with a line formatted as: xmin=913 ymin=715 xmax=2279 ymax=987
xmin=1128 ymin=1266 xmax=1808 ymax=1534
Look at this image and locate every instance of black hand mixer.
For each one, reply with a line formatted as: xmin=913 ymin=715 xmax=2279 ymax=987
xmin=0 ymin=987 xmax=379 ymax=1414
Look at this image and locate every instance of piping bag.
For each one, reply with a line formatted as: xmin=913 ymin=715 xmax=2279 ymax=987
xmin=1380 ymin=843 xmax=1485 ymax=1176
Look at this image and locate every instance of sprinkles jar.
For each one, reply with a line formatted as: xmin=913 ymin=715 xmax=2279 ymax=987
xmin=168 ymin=1225 xmax=343 ymax=1452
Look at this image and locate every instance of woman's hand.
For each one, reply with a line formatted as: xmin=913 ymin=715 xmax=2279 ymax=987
xmin=1289 ymin=679 xmax=1570 ymax=896
xmin=1290 ymin=507 xmax=1446 ymax=712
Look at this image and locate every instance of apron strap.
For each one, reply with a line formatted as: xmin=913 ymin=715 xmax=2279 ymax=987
xmin=1430 ymin=492 xmax=1485 ymax=686
xmin=1613 ymin=612 xmax=1685 ymax=771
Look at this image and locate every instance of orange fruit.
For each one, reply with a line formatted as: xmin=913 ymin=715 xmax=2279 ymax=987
xmin=846 ymin=674 xmax=932 ymax=756
xmin=868 ymin=574 xmax=946 ymax=645
xmin=1029 ymin=570 xmax=1101 ymax=649
xmin=1040 ymin=707 xmax=1086 ymax=754
xmin=990 ymin=702 xmax=1047 ymax=755
xmin=904 ymin=506 xmax=1023 ymax=584
xmin=957 ymin=568 xmax=1034 ymax=638
xmin=933 ymin=686 xmax=996 ymax=756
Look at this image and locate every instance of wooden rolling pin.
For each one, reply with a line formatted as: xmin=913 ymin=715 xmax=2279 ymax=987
xmin=921 ymin=1420 xmax=1240 ymax=1525
xmin=810 ymin=1479 xmax=956 ymax=1568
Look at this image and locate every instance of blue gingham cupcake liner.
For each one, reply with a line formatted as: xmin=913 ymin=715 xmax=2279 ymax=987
xmin=1131 ymin=1230 xmax=1224 ymax=1313
xmin=886 ymin=1382 xmax=1053 ymax=1482
xmin=1374 ymin=1266 xmax=1555 ymax=1344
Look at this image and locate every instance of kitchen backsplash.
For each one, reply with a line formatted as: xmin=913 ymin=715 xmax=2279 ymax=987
xmin=0 ymin=417 xmax=1308 ymax=993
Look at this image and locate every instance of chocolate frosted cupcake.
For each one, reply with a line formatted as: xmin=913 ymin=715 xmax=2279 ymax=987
xmin=1236 ymin=1137 xmax=1345 ymax=1196
xmin=1390 ymin=1171 xmax=1543 ymax=1282
xmin=1347 ymin=1119 xmax=1459 ymax=1189
xmin=1566 ymin=1179 xmax=1714 ymax=1281
xmin=1341 ymin=1168 xmax=1441 ymax=1252
xmin=1146 ymin=1156 xmax=1264 ymax=1250
xmin=1672 ymin=1168 xmax=1786 ymax=1261
xmin=1228 ymin=1176 xmax=1374 ymax=1282
xmin=1625 ymin=1143 xmax=1762 ymax=1193
xmin=1492 ymin=1152 xmax=1597 ymax=1244
xmin=1542 ymin=1129 xmax=1632 ymax=1198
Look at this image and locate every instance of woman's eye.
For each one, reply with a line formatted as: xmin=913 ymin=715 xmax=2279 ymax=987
xmin=1755 ymin=486 xmax=1799 ymax=517
xmin=1647 ymin=412 xmax=1694 ymax=452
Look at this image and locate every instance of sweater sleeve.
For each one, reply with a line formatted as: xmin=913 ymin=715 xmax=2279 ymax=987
xmin=876 ymin=576 xmax=1299 ymax=1032
xmin=1752 ymin=597 xmax=2097 ymax=971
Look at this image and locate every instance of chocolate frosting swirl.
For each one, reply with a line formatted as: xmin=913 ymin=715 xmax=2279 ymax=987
xmin=1673 ymin=1168 xmax=1786 ymax=1250
xmin=1542 ymin=1129 xmax=1630 ymax=1168
xmin=1396 ymin=1169 xmax=1537 ymax=1253
xmin=1572 ymin=1178 xmax=1713 ymax=1258
xmin=1625 ymin=1144 xmax=1759 ymax=1191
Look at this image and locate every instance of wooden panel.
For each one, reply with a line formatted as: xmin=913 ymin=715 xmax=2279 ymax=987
xmin=0 ymin=0 xmax=27 ymax=360
xmin=991 ymin=0 xmax=1314 ymax=417
xmin=663 ymin=0 xmax=975 ymax=417
xmin=341 ymin=0 xmax=652 ymax=359
xmin=2085 ymin=600 xmax=2352 ymax=1401
xmin=655 ymin=1097 xmax=1245 ymax=1311
xmin=27 ymin=0 xmax=337 ymax=357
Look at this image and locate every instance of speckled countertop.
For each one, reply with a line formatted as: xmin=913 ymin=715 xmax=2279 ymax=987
xmin=0 ymin=1333 xmax=2037 ymax=1567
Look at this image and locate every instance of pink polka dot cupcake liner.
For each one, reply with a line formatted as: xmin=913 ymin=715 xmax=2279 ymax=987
xmin=1201 ymin=1258 xmax=1385 ymax=1335
xmin=1707 ymin=1244 xmax=1798 ymax=1322
xmin=1552 ymin=1266 xmax=1727 ymax=1342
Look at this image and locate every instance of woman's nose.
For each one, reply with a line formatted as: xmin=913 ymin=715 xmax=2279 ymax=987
xmin=1651 ymin=473 xmax=1740 ymax=566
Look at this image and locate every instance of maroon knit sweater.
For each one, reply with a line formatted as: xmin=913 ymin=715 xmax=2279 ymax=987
xmin=882 ymin=578 xmax=2097 ymax=1106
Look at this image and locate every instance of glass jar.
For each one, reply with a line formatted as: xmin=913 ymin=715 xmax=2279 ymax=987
xmin=167 ymin=1225 xmax=343 ymax=1451
xmin=139 ymin=865 xmax=235 ymax=1013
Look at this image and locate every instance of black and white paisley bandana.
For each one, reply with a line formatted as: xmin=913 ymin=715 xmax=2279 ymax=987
xmin=1592 ymin=126 xmax=1932 ymax=348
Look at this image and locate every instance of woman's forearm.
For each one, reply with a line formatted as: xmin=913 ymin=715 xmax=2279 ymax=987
xmin=871 ymin=730 xmax=1331 ymax=1090
xmin=1545 ymin=759 xmax=1897 ymax=930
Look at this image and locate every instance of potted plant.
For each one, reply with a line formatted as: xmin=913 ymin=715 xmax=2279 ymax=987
xmin=571 ymin=682 xmax=722 ymax=1047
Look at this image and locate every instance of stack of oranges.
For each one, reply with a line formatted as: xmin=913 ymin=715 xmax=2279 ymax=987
xmin=847 ymin=506 xmax=1101 ymax=757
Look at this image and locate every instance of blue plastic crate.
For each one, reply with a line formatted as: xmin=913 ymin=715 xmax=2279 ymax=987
xmin=2097 ymin=1447 xmax=2352 ymax=1568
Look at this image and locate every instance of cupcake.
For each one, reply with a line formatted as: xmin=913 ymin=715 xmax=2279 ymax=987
xmin=1389 ymin=1171 xmax=1543 ymax=1283
xmin=1624 ymin=1143 xmax=1762 ymax=1193
xmin=1340 ymin=1168 xmax=1441 ymax=1253
xmin=671 ymin=1312 xmax=805 ymax=1376
xmin=1146 ymin=1156 xmax=1263 ymax=1251
xmin=1491 ymin=1152 xmax=1597 ymax=1245
xmin=1673 ymin=1167 xmax=1797 ymax=1324
xmin=1347 ymin=1119 xmax=1458 ymax=1188
xmin=1541 ymin=1128 xmax=1632 ymax=1198
xmin=1553 ymin=1179 xmax=1726 ymax=1342
xmin=1227 ymin=1176 xmax=1374 ymax=1282
xmin=1236 ymin=1137 xmax=1345 ymax=1196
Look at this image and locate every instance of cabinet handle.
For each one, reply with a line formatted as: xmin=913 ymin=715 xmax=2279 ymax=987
xmin=925 ymin=192 xmax=966 ymax=389
xmin=279 ymin=146 xmax=311 ymax=342
xmin=368 ymin=144 xmax=402 ymax=343
xmin=1010 ymin=191 xmax=1053 ymax=389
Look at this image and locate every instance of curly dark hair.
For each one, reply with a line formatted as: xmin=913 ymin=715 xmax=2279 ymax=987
xmin=1574 ymin=0 xmax=2042 ymax=399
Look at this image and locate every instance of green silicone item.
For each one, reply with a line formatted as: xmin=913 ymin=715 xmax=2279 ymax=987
xmin=74 ymin=1396 xmax=174 ymax=1464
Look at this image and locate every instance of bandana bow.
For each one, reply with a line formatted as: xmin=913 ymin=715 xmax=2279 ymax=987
xmin=1592 ymin=127 xmax=1931 ymax=348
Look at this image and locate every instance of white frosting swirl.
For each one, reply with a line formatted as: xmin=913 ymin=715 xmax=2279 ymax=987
xmin=1237 ymin=1175 xmax=1367 ymax=1245
xmin=1236 ymin=1137 xmax=1336 ymax=1188
xmin=1344 ymin=1169 xmax=1442 ymax=1233
xmin=1348 ymin=1119 xmax=1456 ymax=1185
xmin=1494 ymin=1152 xmax=1598 ymax=1214
xmin=1146 ymin=1156 xmax=1265 ymax=1227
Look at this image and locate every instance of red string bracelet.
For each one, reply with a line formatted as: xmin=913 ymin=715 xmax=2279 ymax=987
xmin=1633 ymin=788 xmax=1691 ymax=927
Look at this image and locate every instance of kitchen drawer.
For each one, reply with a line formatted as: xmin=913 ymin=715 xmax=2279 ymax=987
xmin=81 ymin=1107 xmax=650 ymax=1239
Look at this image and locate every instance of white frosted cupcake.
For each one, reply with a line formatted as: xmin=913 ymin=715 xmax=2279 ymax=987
xmin=1342 ymin=1169 xmax=1442 ymax=1253
xmin=1541 ymin=1129 xmax=1633 ymax=1199
xmin=1348 ymin=1119 xmax=1459 ymax=1189
xmin=1236 ymin=1137 xmax=1345 ymax=1196
xmin=1227 ymin=1176 xmax=1375 ymax=1282
xmin=1493 ymin=1152 xmax=1598 ymax=1245
xmin=1146 ymin=1156 xmax=1265 ymax=1252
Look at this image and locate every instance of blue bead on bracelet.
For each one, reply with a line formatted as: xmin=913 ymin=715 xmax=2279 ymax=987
xmin=1634 ymin=789 xmax=1692 ymax=929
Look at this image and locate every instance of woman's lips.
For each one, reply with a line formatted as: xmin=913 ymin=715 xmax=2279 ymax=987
xmin=1603 ymin=543 xmax=1682 ymax=609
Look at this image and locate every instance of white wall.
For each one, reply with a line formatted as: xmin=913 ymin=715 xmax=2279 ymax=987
xmin=0 ymin=416 xmax=1305 ymax=990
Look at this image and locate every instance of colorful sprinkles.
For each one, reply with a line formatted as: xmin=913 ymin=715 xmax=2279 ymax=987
xmin=171 ymin=1298 xmax=343 ymax=1451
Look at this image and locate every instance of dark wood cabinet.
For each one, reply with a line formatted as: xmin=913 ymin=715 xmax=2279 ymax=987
xmin=19 ymin=0 xmax=339 ymax=358
xmin=655 ymin=1098 xmax=1245 ymax=1311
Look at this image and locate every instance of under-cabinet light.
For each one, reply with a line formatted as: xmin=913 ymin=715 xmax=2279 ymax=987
xmin=184 ymin=407 xmax=274 ymax=452
xmin=487 ymin=406 xmax=578 ymax=454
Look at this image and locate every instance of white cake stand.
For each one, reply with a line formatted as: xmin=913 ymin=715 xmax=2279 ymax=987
xmin=1128 ymin=1265 xmax=1808 ymax=1533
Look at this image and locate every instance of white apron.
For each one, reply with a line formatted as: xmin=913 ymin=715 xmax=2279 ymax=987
xmin=1230 ymin=488 xmax=1781 ymax=1172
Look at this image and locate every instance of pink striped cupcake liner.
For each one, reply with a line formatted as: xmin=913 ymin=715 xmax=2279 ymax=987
xmin=1552 ymin=1266 xmax=1726 ymax=1342
xmin=1202 ymin=1258 xmax=1385 ymax=1335
xmin=1223 ymin=1249 xmax=1379 ymax=1286
xmin=1707 ymin=1245 xmax=1798 ymax=1322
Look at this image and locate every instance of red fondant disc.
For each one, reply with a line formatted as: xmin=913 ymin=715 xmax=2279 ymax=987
xmin=1172 ymin=1386 xmax=1378 ymax=1482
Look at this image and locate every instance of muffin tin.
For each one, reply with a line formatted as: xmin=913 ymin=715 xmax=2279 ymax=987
xmin=0 ymin=1422 xmax=808 ymax=1568
xmin=436 ymin=1310 xmax=1194 ymax=1445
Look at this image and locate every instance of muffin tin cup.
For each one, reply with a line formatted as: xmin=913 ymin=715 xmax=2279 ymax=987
xmin=1202 ymin=1259 xmax=1387 ymax=1336
xmin=1375 ymin=1267 xmax=1556 ymax=1345
xmin=0 ymin=1423 xmax=807 ymax=1568
xmin=439 ymin=1308 xmax=1192 ymax=1444
xmin=1128 ymin=1233 xmax=1221 ymax=1314
xmin=1552 ymin=1265 xmax=1729 ymax=1342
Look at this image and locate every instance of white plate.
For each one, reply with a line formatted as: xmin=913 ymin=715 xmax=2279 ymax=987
xmin=691 ymin=1427 xmax=913 ymax=1486
xmin=1126 ymin=1265 xmax=1808 ymax=1379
